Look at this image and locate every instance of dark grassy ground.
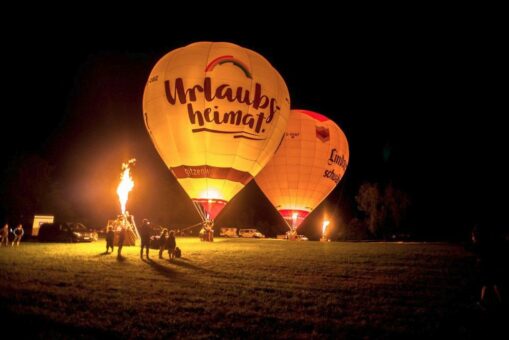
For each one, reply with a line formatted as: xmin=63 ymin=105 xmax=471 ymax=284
xmin=0 ymin=239 xmax=506 ymax=338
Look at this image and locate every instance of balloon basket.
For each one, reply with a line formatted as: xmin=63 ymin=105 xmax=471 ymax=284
xmin=199 ymin=228 xmax=214 ymax=242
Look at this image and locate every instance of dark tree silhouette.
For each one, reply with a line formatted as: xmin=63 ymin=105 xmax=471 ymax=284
xmin=384 ymin=183 xmax=411 ymax=236
xmin=355 ymin=182 xmax=384 ymax=237
xmin=355 ymin=182 xmax=411 ymax=239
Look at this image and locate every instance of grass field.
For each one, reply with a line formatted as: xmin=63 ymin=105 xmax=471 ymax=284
xmin=0 ymin=238 xmax=506 ymax=338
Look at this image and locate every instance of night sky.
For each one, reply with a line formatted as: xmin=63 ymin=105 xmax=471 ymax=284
xmin=1 ymin=12 xmax=504 ymax=239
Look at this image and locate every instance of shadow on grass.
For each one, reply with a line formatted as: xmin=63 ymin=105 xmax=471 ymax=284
xmin=1 ymin=304 xmax=119 ymax=339
xmin=94 ymin=251 xmax=111 ymax=257
xmin=169 ymin=258 xmax=211 ymax=272
xmin=437 ymin=302 xmax=509 ymax=338
xmin=143 ymin=258 xmax=178 ymax=279
xmin=116 ymin=255 xmax=127 ymax=262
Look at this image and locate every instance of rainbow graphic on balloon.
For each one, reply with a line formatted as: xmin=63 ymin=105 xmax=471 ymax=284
xmin=205 ymin=55 xmax=252 ymax=79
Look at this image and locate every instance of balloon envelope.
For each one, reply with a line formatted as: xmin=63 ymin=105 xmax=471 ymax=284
xmin=143 ymin=42 xmax=290 ymax=220
xmin=255 ymin=109 xmax=349 ymax=229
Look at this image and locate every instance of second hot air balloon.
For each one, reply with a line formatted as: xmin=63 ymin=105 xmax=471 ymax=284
xmin=255 ymin=109 xmax=349 ymax=236
xmin=143 ymin=42 xmax=290 ymax=224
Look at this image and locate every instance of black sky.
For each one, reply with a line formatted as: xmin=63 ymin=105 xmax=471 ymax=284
xmin=1 ymin=11 xmax=505 ymax=238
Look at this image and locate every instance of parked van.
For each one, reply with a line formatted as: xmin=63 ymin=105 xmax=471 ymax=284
xmin=220 ymin=228 xmax=238 ymax=237
xmin=238 ymin=228 xmax=265 ymax=238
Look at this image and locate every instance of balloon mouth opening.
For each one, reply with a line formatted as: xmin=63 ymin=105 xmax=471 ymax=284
xmin=278 ymin=209 xmax=311 ymax=230
xmin=193 ymin=198 xmax=228 ymax=221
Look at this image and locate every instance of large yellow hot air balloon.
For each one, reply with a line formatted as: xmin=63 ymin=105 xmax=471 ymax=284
xmin=143 ymin=42 xmax=290 ymax=221
xmin=255 ymin=109 xmax=349 ymax=232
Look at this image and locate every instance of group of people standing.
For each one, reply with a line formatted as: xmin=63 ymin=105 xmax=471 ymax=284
xmin=105 ymin=218 xmax=177 ymax=260
xmin=139 ymin=218 xmax=177 ymax=259
xmin=1 ymin=223 xmax=24 ymax=246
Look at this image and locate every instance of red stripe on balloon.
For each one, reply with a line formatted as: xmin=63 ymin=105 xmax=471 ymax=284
xmin=192 ymin=198 xmax=228 ymax=221
xmin=278 ymin=209 xmax=311 ymax=229
xmin=171 ymin=165 xmax=253 ymax=185
xmin=295 ymin=109 xmax=330 ymax=122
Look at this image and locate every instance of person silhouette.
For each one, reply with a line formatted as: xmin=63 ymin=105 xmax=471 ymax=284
xmin=106 ymin=226 xmax=114 ymax=253
xmin=117 ymin=224 xmax=126 ymax=258
xmin=167 ymin=230 xmax=177 ymax=259
xmin=12 ymin=224 xmax=24 ymax=246
xmin=139 ymin=219 xmax=152 ymax=259
xmin=471 ymin=223 xmax=503 ymax=308
xmin=158 ymin=228 xmax=169 ymax=259
xmin=1 ymin=224 xmax=9 ymax=247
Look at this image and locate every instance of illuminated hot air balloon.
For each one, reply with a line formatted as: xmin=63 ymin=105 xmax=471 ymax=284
xmin=255 ymin=109 xmax=349 ymax=233
xmin=143 ymin=42 xmax=290 ymax=223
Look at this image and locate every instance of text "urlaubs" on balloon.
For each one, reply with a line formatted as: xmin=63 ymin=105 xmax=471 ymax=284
xmin=164 ymin=77 xmax=280 ymax=139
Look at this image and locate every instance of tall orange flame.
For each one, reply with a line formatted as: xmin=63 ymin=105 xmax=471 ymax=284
xmin=117 ymin=159 xmax=136 ymax=214
xmin=322 ymin=220 xmax=330 ymax=237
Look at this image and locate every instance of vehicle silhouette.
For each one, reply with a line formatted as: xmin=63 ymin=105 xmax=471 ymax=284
xmin=38 ymin=222 xmax=97 ymax=243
